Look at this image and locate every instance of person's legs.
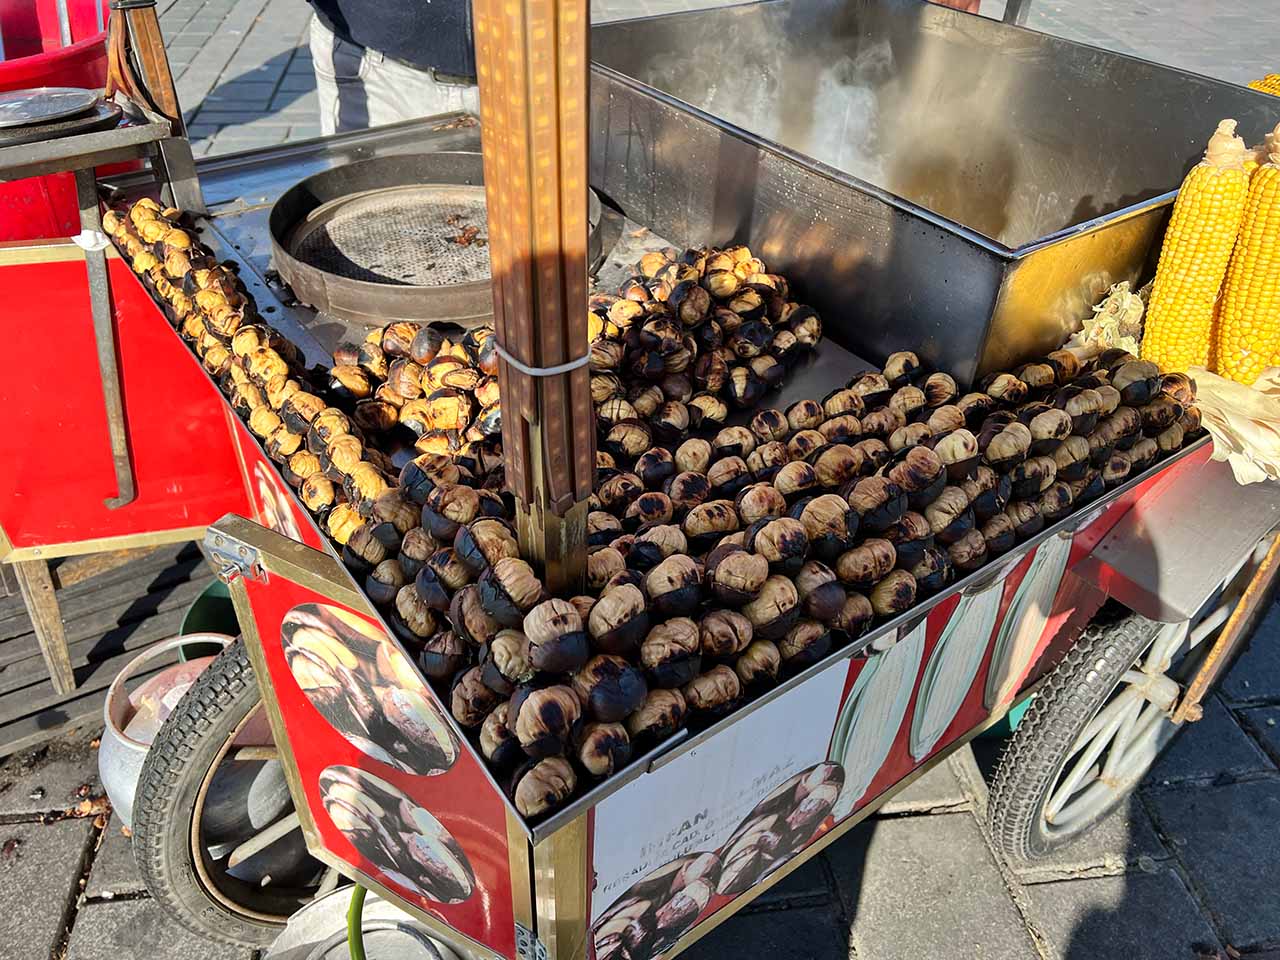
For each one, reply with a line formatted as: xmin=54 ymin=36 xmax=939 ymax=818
xmin=359 ymin=53 xmax=479 ymax=125
xmin=308 ymin=15 xmax=371 ymax=134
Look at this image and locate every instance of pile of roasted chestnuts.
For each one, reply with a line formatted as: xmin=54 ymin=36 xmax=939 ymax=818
xmin=114 ymin=198 xmax=1203 ymax=823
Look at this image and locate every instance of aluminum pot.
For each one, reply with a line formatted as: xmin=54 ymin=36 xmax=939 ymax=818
xmin=99 ymin=633 xmax=233 ymax=827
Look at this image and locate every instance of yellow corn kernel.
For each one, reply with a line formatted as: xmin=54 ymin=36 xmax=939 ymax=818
xmin=1140 ymin=120 xmax=1250 ymax=373
xmin=1215 ymin=127 xmax=1280 ymax=385
xmin=1248 ymin=74 xmax=1280 ymax=96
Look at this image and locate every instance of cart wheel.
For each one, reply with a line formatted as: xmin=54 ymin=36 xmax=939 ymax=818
xmin=132 ymin=640 xmax=338 ymax=947
xmin=987 ymin=533 xmax=1273 ymax=861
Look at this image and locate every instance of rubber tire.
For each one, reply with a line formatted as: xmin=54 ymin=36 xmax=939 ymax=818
xmin=987 ymin=608 xmax=1177 ymax=862
xmin=131 ymin=639 xmax=293 ymax=948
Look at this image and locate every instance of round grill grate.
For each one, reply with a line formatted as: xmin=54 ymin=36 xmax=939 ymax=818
xmin=290 ymin=184 xmax=491 ymax=287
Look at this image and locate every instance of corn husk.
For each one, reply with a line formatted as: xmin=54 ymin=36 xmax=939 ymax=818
xmin=1188 ymin=366 xmax=1280 ymax=484
xmin=1064 ymin=281 xmax=1145 ymax=358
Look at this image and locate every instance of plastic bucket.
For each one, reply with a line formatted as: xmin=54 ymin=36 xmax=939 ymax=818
xmin=179 ymin=578 xmax=240 ymax=661
xmin=0 ymin=0 xmax=113 ymax=241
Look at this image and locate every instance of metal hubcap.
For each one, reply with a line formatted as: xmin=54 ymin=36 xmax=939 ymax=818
xmin=1042 ymin=534 xmax=1274 ymax=838
xmin=191 ymin=704 xmax=338 ymax=920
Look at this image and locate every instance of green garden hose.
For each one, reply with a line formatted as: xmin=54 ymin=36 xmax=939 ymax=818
xmin=347 ymin=885 xmax=368 ymax=960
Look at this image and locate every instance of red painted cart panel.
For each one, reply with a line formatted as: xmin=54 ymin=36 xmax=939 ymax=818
xmin=0 ymin=251 xmax=248 ymax=555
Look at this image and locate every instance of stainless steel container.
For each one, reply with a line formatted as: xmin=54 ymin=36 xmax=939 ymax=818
xmin=589 ymin=0 xmax=1280 ymax=384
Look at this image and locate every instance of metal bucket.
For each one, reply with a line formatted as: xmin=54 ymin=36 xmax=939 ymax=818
xmin=98 ymin=634 xmax=233 ymax=827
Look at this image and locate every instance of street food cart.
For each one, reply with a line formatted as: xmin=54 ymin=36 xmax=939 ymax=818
xmin=2 ymin=1 xmax=1279 ymax=958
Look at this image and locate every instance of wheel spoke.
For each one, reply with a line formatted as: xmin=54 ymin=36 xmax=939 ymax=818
xmin=226 ymin=812 xmax=301 ymax=869
xmin=1144 ymin=622 xmax=1188 ymax=675
xmin=1047 ymin=690 xmax=1137 ymax=821
xmin=1053 ymin=779 xmax=1119 ymax=831
xmin=1100 ymin=693 xmax=1144 ymax=781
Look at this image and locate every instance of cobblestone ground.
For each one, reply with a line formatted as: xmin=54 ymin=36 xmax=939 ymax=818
xmin=2 ymin=614 xmax=1278 ymax=959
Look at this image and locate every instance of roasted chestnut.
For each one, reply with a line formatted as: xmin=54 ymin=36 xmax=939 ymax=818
xmin=860 ymin=407 xmax=906 ymax=440
xmin=743 ymin=517 xmax=809 ymax=575
xmin=925 ymin=405 xmax=966 ymax=435
xmin=708 ymin=456 xmax=753 ymax=498
xmin=910 ymin=547 xmax=954 ymax=597
xmin=626 ymin=688 xmax=688 ymax=742
xmin=924 ymin=486 xmax=975 ymax=545
xmin=751 ymin=408 xmax=791 ymax=444
xmin=635 ymin=447 xmax=676 ymax=489
xmin=746 ymin=441 xmax=790 ymax=482
xmin=421 ymin=484 xmax=481 ymax=541
xmin=478 ymin=557 xmax=544 ymax=627
xmin=1005 ymin=499 xmax=1044 ymax=540
xmin=598 ymin=472 xmax=644 ymax=515
xmin=889 ymin=422 xmax=932 ymax=452
xmin=588 ymin=583 xmax=649 ymax=657
xmin=682 ymin=665 xmax=742 ymax=716
xmin=480 ymin=702 xmax=522 ymax=768
xmin=667 ymin=471 xmax=712 ymax=515
xmin=787 ymin=429 xmax=827 ymax=461
xmin=577 ymin=722 xmax=632 ymax=778
xmin=957 ymin=392 xmax=997 ymax=429
xmin=1112 ymin=360 xmax=1161 ymax=406
xmin=712 ymin=425 xmax=756 ymax=461
xmin=512 ymin=756 xmax=576 ymax=818
xmin=706 ymin=544 xmax=769 ymax=604
xmin=573 ymin=655 xmax=648 ymax=723
xmin=682 ymin=499 xmax=739 ymax=551
xmin=947 ymin=528 xmax=988 ymax=573
xmin=451 ymin=666 xmax=504 ymax=728
xmin=813 ymin=444 xmax=864 ymax=490
xmin=778 ymin=620 xmax=832 ymax=672
xmin=847 ymin=476 xmax=908 ymax=534
xmin=365 ymin=559 xmax=407 ymax=606
xmin=980 ymin=420 xmax=1032 ymax=472
xmin=727 ymin=365 xmax=766 ymax=408
xmin=886 ymin=511 xmax=934 ymax=568
xmin=1039 ymin=481 xmax=1075 ymax=522
xmin=481 ymin=630 xmax=535 ymax=695
xmin=848 ymin=371 xmax=892 ymax=409
xmin=605 ymin=419 xmax=654 ymax=460
xmin=883 ymin=350 xmax=922 ymax=387
xmin=981 ymin=511 xmax=1018 ymax=556
xmin=885 ymin=446 xmax=946 ymax=511
xmin=793 ymin=560 xmax=847 ymax=623
xmin=1010 ymin=456 xmax=1057 ymax=500
xmin=869 ymin=569 xmax=917 ymax=618
xmin=773 ymin=460 xmax=818 ymax=500
xmin=923 ymin=372 xmax=959 ymax=408
xmin=674 ymin=438 xmax=713 ymax=475
xmin=588 ymin=547 xmax=628 ymax=591
xmin=830 ymin=592 xmax=874 ymax=641
xmin=393 ymin=584 xmax=439 ymax=645
xmin=645 ymin=555 xmax=703 ymax=618
xmin=793 ymin=493 xmax=858 ymax=561
xmin=983 ymin=372 xmax=1029 ymax=406
xmin=641 ymin=618 xmax=703 ymax=688
xmin=509 ymin=684 xmax=583 ymax=758
xmin=1025 ymin=407 xmax=1073 ymax=455
xmin=741 ymin=574 xmax=800 ymax=641
xmin=736 ymin=482 xmax=788 ymax=526
xmin=624 ymin=492 xmax=675 ymax=531
xmin=823 ymin=388 xmax=866 ymax=419
xmin=523 ymin=599 xmax=589 ymax=674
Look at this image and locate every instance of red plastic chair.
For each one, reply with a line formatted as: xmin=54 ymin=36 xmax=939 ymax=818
xmin=0 ymin=0 xmax=115 ymax=240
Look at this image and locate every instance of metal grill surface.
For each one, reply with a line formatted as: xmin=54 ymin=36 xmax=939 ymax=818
xmin=290 ymin=184 xmax=491 ymax=286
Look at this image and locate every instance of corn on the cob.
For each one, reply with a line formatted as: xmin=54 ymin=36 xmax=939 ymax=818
xmin=1140 ymin=120 xmax=1250 ymax=372
xmin=1215 ymin=127 xmax=1280 ymax=384
xmin=1249 ymin=74 xmax=1280 ymax=96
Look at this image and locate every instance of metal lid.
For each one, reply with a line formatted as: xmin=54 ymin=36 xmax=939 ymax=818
xmin=0 ymin=87 xmax=101 ymax=129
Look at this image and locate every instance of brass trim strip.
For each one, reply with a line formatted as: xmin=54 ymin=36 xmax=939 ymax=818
xmin=531 ymin=814 xmax=590 ymax=960
xmin=0 ymin=525 xmax=210 ymax=562
xmin=506 ymin=810 xmax=535 ymax=931
xmin=0 ymin=240 xmax=122 ymax=265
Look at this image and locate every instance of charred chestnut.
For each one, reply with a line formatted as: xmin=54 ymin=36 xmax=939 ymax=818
xmin=451 ymin=666 xmax=503 ymax=728
xmin=794 ymin=560 xmax=847 ymax=623
xmin=478 ymin=557 xmax=544 ymax=627
xmin=512 ymin=757 xmax=576 ymax=818
xmin=480 ymin=702 xmax=522 ymax=769
xmin=870 ymin=570 xmax=917 ymax=617
xmin=682 ymin=665 xmax=742 ymax=717
xmin=573 ymin=655 xmax=648 ymax=723
xmin=645 ymin=555 xmax=703 ymax=618
xmin=947 ymin=528 xmax=988 ymax=573
xmin=1038 ymin=481 xmax=1075 ymax=522
xmin=847 ymin=476 xmax=908 ymax=534
xmin=885 ymin=511 xmax=934 ymax=568
xmin=706 ymin=545 xmax=769 ymax=604
xmin=1005 ymin=499 xmax=1044 ymax=540
xmin=980 ymin=420 xmax=1032 ymax=472
xmin=641 ymin=618 xmax=703 ymax=689
xmin=910 ymin=547 xmax=954 ymax=597
xmin=667 ymin=471 xmax=712 ymax=516
xmin=1010 ymin=456 xmax=1057 ymax=500
xmin=886 ymin=446 xmax=946 ymax=510
xmin=577 ymin=722 xmax=632 ymax=778
xmin=682 ymin=499 xmax=739 ymax=551
xmin=741 ymin=574 xmax=800 ymax=641
xmin=831 ymin=592 xmax=874 ymax=641
xmin=635 ymin=447 xmax=676 ymax=489
xmin=588 ymin=583 xmax=649 ymax=657
xmin=813 ymin=443 xmax=864 ymax=489
xmin=523 ymin=599 xmax=589 ymax=674
xmin=773 ymin=460 xmax=819 ymax=500
xmin=626 ymin=688 xmax=688 ymax=743
xmin=708 ymin=456 xmax=753 ymax=499
xmin=779 ymin=620 xmax=832 ymax=672
xmin=981 ymin=512 xmax=1018 ymax=556
xmin=481 ymin=630 xmax=534 ymax=694
xmin=923 ymin=372 xmax=959 ymax=408
xmin=744 ymin=517 xmax=810 ymax=575
xmin=509 ymin=684 xmax=583 ymax=758
xmin=1112 ymin=360 xmax=1161 ymax=406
